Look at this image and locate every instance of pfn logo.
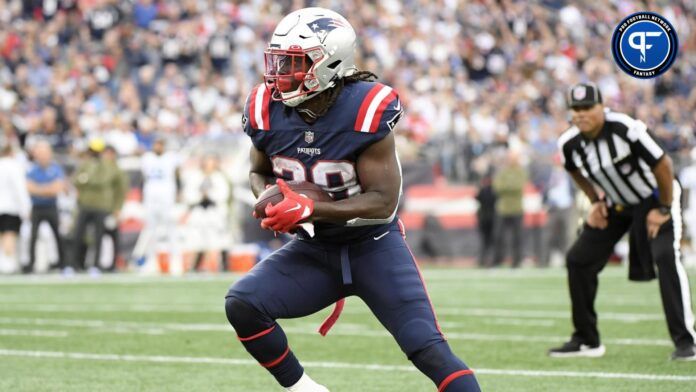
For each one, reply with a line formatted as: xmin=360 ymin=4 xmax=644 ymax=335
xmin=611 ymin=12 xmax=678 ymax=79
xmin=628 ymin=31 xmax=662 ymax=63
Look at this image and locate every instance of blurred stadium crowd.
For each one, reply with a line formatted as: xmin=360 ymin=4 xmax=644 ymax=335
xmin=0 ymin=0 xmax=695 ymax=273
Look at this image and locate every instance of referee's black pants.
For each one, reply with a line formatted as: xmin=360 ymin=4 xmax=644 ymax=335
xmin=566 ymin=198 xmax=696 ymax=349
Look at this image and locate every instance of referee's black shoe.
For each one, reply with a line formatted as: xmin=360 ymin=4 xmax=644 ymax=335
xmin=548 ymin=340 xmax=606 ymax=358
xmin=671 ymin=345 xmax=696 ymax=361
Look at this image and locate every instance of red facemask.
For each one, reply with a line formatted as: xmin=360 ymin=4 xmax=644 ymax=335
xmin=263 ymin=46 xmax=319 ymax=102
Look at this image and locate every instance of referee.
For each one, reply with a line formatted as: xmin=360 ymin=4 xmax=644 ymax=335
xmin=548 ymin=83 xmax=696 ymax=361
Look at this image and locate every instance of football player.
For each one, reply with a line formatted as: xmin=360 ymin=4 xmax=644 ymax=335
xmin=224 ymin=7 xmax=480 ymax=392
xmin=132 ymin=137 xmax=182 ymax=273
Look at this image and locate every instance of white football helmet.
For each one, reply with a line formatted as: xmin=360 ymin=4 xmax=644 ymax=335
xmin=264 ymin=7 xmax=358 ymax=107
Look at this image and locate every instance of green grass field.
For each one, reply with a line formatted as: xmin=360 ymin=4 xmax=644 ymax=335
xmin=1 ymin=266 xmax=695 ymax=391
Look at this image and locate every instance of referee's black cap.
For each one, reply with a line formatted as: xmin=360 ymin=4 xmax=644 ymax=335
xmin=567 ymin=83 xmax=603 ymax=109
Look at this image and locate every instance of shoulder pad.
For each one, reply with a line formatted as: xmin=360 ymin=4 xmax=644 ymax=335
xmin=243 ymin=84 xmax=272 ymax=131
xmin=353 ymin=83 xmax=401 ymax=133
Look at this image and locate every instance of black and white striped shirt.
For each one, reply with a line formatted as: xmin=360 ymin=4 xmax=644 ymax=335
xmin=558 ymin=110 xmax=664 ymax=206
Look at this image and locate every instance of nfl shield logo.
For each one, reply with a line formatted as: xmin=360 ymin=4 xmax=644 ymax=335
xmin=573 ymin=86 xmax=587 ymax=100
xmin=304 ymin=131 xmax=314 ymax=144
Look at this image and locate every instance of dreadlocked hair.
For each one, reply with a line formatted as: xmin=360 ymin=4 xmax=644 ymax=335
xmin=344 ymin=71 xmax=379 ymax=83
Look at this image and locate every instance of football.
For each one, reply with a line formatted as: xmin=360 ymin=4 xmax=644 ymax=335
xmin=254 ymin=181 xmax=333 ymax=218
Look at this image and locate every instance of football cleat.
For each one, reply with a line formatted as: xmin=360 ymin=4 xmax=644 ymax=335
xmin=548 ymin=340 xmax=606 ymax=358
xmin=670 ymin=345 xmax=696 ymax=361
xmin=286 ymin=373 xmax=329 ymax=392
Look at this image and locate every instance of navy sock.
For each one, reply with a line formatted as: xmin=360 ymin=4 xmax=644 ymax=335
xmin=238 ymin=323 xmax=304 ymax=387
xmin=226 ymin=296 xmax=304 ymax=387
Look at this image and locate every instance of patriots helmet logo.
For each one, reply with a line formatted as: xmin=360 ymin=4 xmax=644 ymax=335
xmin=307 ymin=17 xmax=347 ymax=42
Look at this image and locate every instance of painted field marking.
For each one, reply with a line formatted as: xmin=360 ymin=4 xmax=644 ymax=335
xmin=0 ymin=317 xmax=674 ymax=347
xmin=0 ymin=349 xmax=694 ymax=382
xmin=0 ymin=303 xmax=668 ymax=323
xmin=0 ymin=328 xmax=68 ymax=337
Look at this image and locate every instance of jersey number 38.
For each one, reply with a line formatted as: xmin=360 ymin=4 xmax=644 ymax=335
xmin=271 ymin=156 xmax=362 ymax=199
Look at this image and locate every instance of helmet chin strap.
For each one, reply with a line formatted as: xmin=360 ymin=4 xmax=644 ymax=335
xmin=296 ymin=107 xmax=318 ymax=119
xmin=294 ymin=78 xmax=345 ymax=122
xmin=281 ymin=84 xmax=323 ymax=107
xmin=293 ymin=89 xmax=323 ymax=118
xmin=282 ymin=75 xmax=340 ymax=120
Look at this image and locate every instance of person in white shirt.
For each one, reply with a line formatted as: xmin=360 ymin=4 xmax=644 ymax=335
xmin=132 ymin=138 xmax=182 ymax=274
xmin=182 ymin=154 xmax=230 ymax=271
xmin=679 ymin=147 xmax=696 ymax=266
xmin=104 ymin=115 xmax=139 ymax=156
xmin=189 ymin=75 xmax=220 ymax=119
xmin=0 ymin=139 xmax=31 ymax=273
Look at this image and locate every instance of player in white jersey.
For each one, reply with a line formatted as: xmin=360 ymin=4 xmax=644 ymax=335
xmin=679 ymin=147 xmax=696 ymax=267
xmin=132 ymin=138 xmax=182 ymax=274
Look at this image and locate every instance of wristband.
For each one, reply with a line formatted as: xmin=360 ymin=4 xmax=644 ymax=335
xmin=657 ymin=204 xmax=671 ymax=215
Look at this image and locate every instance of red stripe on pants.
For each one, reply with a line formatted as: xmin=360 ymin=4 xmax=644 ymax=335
xmin=237 ymin=325 xmax=276 ymax=342
xmin=260 ymin=346 xmax=290 ymax=368
xmin=438 ymin=369 xmax=474 ymax=392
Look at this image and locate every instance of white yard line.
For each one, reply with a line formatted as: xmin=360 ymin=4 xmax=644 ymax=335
xmin=473 ymin=368 xmax=696 ymax=382
xmin=0 ymin=275 xmax=241 ymax=285
xmin=0 ymin=328 xmax=68 ymax=337
xmin=0 ymin=268 xmax=657 ymax=286
xmin=438 ymin=319 xmax=558 ymax=330
xmin=483 ymin=318 xmax=556 ymax=327
xmin=0 ymin=303 xmax=667 ymax=323
xmin=0 ymin=304 xmax=222 ymax=313
xmin=0 ymin=267 xmax=693 ymax=285
xmin=0 ymin=317 xmax=674 ymax=347
xmin=0 ymin=348 xmax=693 ymax=382
xmin=430 ymin=307 xmax=664 ymax=322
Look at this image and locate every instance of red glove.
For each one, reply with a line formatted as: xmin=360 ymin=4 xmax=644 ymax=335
xmin=261 ymin=179 xmax=314 ymax=233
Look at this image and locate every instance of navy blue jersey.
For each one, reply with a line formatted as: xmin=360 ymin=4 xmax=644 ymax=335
xmin=243 ymin=81 xmax=404 ymax=243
